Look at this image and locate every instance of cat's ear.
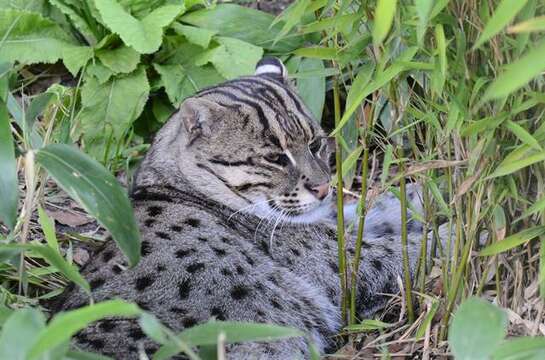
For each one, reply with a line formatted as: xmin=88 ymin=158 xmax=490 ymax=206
xmin=177 ymin=97 xmax=224 ymax=145
xmin=254 ymin=57 xmax=288 ymax=83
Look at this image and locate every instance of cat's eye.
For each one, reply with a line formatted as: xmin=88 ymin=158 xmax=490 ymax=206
xmin=309 ymin=138 xmax=323 ymax=154
xmin=264 ymin=153 xmax=291 ymax=166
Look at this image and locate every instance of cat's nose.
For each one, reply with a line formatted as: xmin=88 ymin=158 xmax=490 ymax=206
xmin=311 ymin=182 xmax=330 ymax=200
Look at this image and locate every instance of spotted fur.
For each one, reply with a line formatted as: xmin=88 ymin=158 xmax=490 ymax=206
xmin=52 ymin=58 xmax=435 ymax=359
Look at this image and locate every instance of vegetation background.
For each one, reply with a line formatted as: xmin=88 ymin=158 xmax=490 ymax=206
xmin=1 ymin=0 xmax=545 ymax=359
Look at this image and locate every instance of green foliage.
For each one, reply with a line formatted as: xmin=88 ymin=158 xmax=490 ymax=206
xmin=0 ymin=102 xmax=17 ymax=230
xmin=450 ymin=297 xmax=545 ymax=360
xmin=35 ymin=144 xmax=141 ymax=266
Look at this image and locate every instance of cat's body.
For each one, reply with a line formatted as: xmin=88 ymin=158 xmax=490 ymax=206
xmin=54 ymin=58 xmax=428 ymax=359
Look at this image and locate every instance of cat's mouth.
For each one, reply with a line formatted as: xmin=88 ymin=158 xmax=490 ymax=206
xmin=252 ymin=194 xmax=334 ymax=224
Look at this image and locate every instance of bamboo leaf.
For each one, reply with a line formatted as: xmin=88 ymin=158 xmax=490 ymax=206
xmin=35 ymin=144 xmax=141 ymax=266
xmin=482 ymin=39 xmax=545 ymax=101
xmin=341 ymin=146 xmax=363 ymax=178
xmin=37 ymin=206 xmax=59 ymax=252
xmin=479 ymin=226 xmax=545 ymax=256
xmin=29 ymin=300 xmax=141 ymax=359
xmin=489 ymin=148 xmax=545 ymax=178
xmin=473 ymin=0 xmax=529 ymax=49
xmin=504 ymin=120 xmax=543 ymax=150
xmin=373 ymin=0 xmax=397 ymax=46
xmin=509 ymin=16 xmax=545 ymax=33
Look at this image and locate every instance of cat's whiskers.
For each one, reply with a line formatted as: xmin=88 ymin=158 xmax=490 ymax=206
xmin=228 ymin=198 xmax=276 ymax=221
xmin=269 ymin=208 xmax=288 ymax=249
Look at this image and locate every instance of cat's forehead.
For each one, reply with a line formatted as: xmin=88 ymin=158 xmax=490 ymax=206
xmin=197 ymin=75 xmax=323 ymax=149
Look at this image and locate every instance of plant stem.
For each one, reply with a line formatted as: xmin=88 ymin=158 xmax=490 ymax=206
xmin=398 ymin=147 xmax=415 ymax=323
xmin=349 ymin=146 xmax=369 ymax=325
xmin=333 ymin=79 xmax=348 ymax=324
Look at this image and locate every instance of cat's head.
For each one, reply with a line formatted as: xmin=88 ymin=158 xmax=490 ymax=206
xmin=144 ymin=57 xmax=332 ymax=223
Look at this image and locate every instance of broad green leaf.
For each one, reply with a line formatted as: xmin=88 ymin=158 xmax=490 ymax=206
xmin=29 ymin=300 xmax=141 ymax=359
xmin=435 ymin=24 xmax=447 ymax=76
xmin=296 ymin=58 xmax=325 ymax=120
xmin=0 ymin=102 xmax=17 ymax=230
xmin=1 ymin=243 xmax=89 ymax=293
xmin=172 ymin=23 xmax=217 ymax=48
xmin=49 ymin=0 xmax=98 ymax=45
xmin=299 ymin=13 xmax=359 ymax=35
xmin=0 ymin=308 xmax=46 ymax=360
xmin=493 ymin=337 xmax=545 ymax=360
xmin=154 ymin=63 xmax=223 ymax=105
xmin=94 ymin=0 xmax=185 ymax=54
xmin=77 ymin=66 xmax=149 ymax=158
xmin=86 ymin=62 xmax=114 ymax=84
xmin=96 ymin=46 xmax=140 ymax=74
xmin=373 ymin=0 xmax=397 ymax=46
xmin=473 ymin=0 xmax=529 ymax=49
xmin=483 ymin=40 xmax=545 ymax=100
xmin=449 ymin=297 xmax=508 ymax=360
xmin=35 ymin=144 xmax=141 ymax=266
xmin=62 ymin=46 xmax=94 ymax=76
xmin=195 ymin=36 xmax=263 ymax=79
xmin=509 ymin=16 xmax=545 ymax=33
xmin=479 ymin=226 xmax=545 ymax=256
xmin=505 ymin=120 xmax=543 ymax=150
xmin=0 ymin=9 xmax=77 ymax=64
xmin=181 ymin=4 xmax=303 ymax=52
xmin=38 ymin=206 xmax=59 ymax=251
xmin=293 ymin=47 xmax=338 ymax=60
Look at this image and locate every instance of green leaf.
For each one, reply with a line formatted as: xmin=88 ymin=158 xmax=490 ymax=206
xmin=449 ymin=297 xmax=508 ymax=360
xmin=62 ymin=46 xmax=94 ymax=76
xmin=96 ymin=46 xmax=140 ymax=74
xmin=473 ymin=0 xmax=529 ymax=49
xmin=0 ymin=308 xmax=46 ymax=360
xmin=77 ymin=66 xmax=149 ymax=158
xmin=94 ymin=0 xmax=185 ymax=54
xmin=293 ymin=47 xmax=338 ymax=60
xmin=0 ymin=9 xmax=77 ymax=64
xmin=296 ymin=58 xmax=325 ymax=120
xmin=479 ymin=226 xmax=545 ymax=256
xmin=172 ymin=23 xmax=217 ymax=48
xmin=415 ymin=0 xmax=434 ymax=42
xmin=372 ymin=0 xmax=397 ymax=46
xmin=493 ymin=337 xmax=545 ymax=360
xmin=272 ymin=0 xmax=310 ymax=44
xmin=509 ymin=15 xmax=545 ymax=33
xmin=517 ymin=195 xmax=545 ymax=222
xmin=49 ymin=0 xmax=98 ymax=45
xmin=0 ymin=102 xmax=17 ymax=230
xmin=344 ymin=319 xmax=394 ymax=332
xmin=505 ymin=120 xmax=543 ymax=150
xmin=65 ymin=350 xmax=113 ymax=360
xmin=35 ymin=144 xmax=141 ymax=266
xmin=138 ymin=312 xmax=169 ymax=344
xmin=489 ymin=147 xmax=545 ymax=178
xmin=331 ymin=47 xmax=417 ymax=135
xmin=28 ymin=300 xmax=141 ymax=359
xmin=483 ymin=40 xmax=545 ymax=101
xmin=38 ymin=206 xmax=59 ymax=251
xmin=195 ymin=36 xmax=263 ymax=79
xmin=341 ymin=145 xmax=363 ymax=178
xmin=181 ymin=4 xmax=303 ymax=52
xmin=346 ymin=63 xmax=374 ymax=111
xmin=1 ymin=243 xmax=89 ymax=293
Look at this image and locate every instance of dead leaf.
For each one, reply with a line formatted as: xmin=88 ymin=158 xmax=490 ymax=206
xmin=46 ymin=209 xmax=92 ymax=227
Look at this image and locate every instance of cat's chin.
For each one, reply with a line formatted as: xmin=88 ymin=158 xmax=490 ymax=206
xmin=250 ymin=195 xmax=335 ymax=225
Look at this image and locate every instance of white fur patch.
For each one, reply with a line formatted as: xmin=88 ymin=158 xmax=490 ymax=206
xmin=255 ymin=64 xmax=283 ymax=76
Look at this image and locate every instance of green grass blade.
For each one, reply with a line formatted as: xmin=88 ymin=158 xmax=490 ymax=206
xmin=482 ymin=39 xmax=545 ymax=101
xmin=473 ymin=0 xmax=529 ymax=49
xmin=37 ymin=206 xmax=59 ymax=251
xmin=29 ymin=300 xmax=141 ymax=359
xmin=0 ymin=100 xmax=18 ymax=230
xmin=479 ymin=226 xmax=545 ymax=256
xmin=509 ymin=15 xmax=545 ymax=33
